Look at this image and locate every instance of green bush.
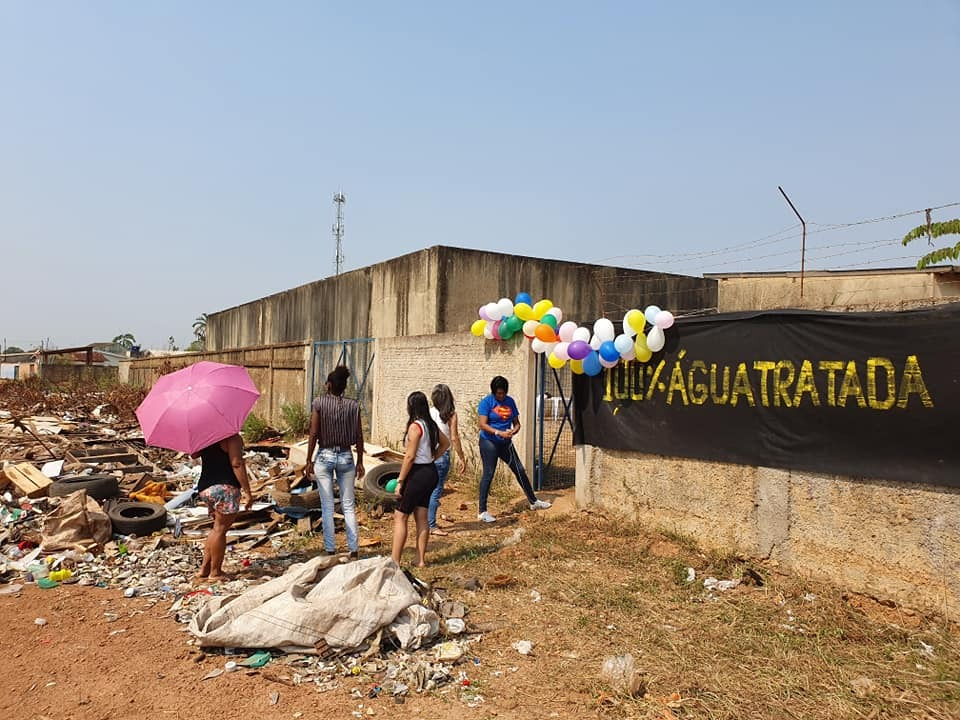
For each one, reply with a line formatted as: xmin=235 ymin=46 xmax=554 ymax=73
xmin=241 ymin=413 xmax=272 ymax=443
xmin=280 ymin=401 xmax=310 ymax=438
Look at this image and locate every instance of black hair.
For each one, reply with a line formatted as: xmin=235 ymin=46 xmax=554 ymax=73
xmin=326 ymin=366 xmax=350 ymax=396
xmin=404 ymin=391 xmax=440 ymax=453
xmin=490 ymin=375 xmax=509 ymax=394
xmin=431 ymin=383 xmax=456 ymax=424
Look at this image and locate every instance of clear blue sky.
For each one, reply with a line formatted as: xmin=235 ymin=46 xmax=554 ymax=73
xmin=2 ymin=1 xmax=958 ymax=351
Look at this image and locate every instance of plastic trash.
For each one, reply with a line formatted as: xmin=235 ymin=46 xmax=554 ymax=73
xmin=600 ymin=654 xmax=646 ymax=697
xmin=511 ymin=640 xmax=533 ymax=655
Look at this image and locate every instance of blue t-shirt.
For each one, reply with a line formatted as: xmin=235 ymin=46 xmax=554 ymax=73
xmin=478 ymin=393 xmax=519 ymax=443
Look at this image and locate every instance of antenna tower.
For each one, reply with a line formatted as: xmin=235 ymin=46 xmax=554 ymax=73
xmin=332 ymin=191 xmax=346 ymax=276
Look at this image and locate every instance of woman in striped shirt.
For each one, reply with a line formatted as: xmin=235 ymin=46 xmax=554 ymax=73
xmin=305 ymin=366 xmax=365 ymax=559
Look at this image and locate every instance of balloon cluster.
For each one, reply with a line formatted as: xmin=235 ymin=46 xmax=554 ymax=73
xmin=470 ymin=292 xmax=675 ymax=377
xmin=470 ymin=292 xmax=562 ymax=342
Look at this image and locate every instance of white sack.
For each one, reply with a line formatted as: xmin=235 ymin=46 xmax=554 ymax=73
xmin=189 ymin=555 xmax=438 ymax=653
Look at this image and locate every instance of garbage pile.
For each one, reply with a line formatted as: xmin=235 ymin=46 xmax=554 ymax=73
xmin=0 ymin=407 xmax=484 ymax=706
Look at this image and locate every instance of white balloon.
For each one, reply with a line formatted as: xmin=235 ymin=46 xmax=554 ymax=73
xmin=483 ymin=323 xmax=495 ymax=339
xmin=622 ymin=346 xmax=636 ymax=361
xmin=486 ymin=302 xmax=503 ymax=322
xmin=546 ymin=307 xmax=563 ymax=322
xmin=497 ymin=298 xmax=514 ymax=319
xmin=554 ymin=341 xmax=570 ymax=361
xmin=644 ymin=305 xmax=661 ymax=326
xmin=599 ymin=355 xmax=619 ymax=369
xmin=558 ymin=321 xmax=577 ymax=343
xmin=589 ymin=334 xmax=602 ymax=351
xmin=647 ymin=325 xmax=665 ymax=352
xmin=530 ymin=338 xmax=549 ymax=354
xmin=613 ymin=333 xmax=633 ymax=355
xmin=621 ymin=311 xmax=637 ymax=338
xmin=572 ymin=326 xmax=591 ymax=343
xmin=654 ymin=309 xmax=675 ymax=329
xmin=523 ymin=319 xmax=540 ymax=337
xmin=594 ymin=318 xmax=616 ymax=343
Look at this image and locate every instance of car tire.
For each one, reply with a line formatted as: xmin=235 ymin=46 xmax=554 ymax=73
xmin=362 ymin=462 xmax=402 ymax=510
xmin=108 ymin=501 xmax=168 ymax=536
xmin=49 ymin=474 xmax=120 ymax=501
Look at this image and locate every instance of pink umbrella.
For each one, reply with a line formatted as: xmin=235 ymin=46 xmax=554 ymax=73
xmin=135 ymin=361 xmax=261 ymax=455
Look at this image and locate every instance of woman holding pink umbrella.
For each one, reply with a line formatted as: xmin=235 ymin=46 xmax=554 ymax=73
xmin=193 ymin=434 xmax=253 ymax=581
xmin=134 ymin=361 xmax=260 ymax=583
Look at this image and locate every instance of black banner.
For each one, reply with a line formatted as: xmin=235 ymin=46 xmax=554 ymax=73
xmin=573 ymin=303 xmax=960 ymax=487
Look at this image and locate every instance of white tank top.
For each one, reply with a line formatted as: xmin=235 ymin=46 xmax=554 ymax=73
xmin=430 ymin=406 xmax=450 ymax=440
xmin=412 ymin=419 xmax=434 ymax=463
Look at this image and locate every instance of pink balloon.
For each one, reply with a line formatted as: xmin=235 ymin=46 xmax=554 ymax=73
xmin=654 ymin=310 xmax=675 ymax=329
xmin=558 ymin=321 xmax=577 ymax=343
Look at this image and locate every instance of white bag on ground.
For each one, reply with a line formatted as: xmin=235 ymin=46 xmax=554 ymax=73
xmin=189 ymin=555 xmax=438 ymax=653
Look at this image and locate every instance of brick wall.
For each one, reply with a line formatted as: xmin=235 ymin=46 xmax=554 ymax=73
xmin=371 ymin=332 xmax=535 ymax=474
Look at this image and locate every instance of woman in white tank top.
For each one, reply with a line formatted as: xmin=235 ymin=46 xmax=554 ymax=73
xmin=392 ymin=391 xmax=450 ymax=567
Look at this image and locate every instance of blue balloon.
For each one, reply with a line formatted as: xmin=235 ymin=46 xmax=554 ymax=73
xmin=599 ymin=340 xmax=620 ymax=363
xmin=515 ymin=291 xmax=533 ymax=306
xmin=583 ymin=351 xmax=603 ymax=376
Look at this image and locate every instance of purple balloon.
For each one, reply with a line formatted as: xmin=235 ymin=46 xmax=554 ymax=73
xmin=479 ymin=306 xmax=491 ymax=321
xmin=567 ymin=340 xmax=591 ymax=361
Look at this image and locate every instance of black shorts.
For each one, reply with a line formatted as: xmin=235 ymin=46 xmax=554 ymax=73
xmin=398 ymin=463 xmax=439 ymax=514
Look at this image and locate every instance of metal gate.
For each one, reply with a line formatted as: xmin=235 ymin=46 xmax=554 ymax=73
xmin=309 ymin=339 xmax=376 ymax=435
xmin=533 ymin=353 xmax=576 ymax=491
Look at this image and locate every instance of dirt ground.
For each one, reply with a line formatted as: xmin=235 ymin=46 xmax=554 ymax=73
xmin=2 ymin=480 xmax=958 ymax=720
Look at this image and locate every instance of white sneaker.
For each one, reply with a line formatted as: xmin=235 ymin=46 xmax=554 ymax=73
xmin=477 ymin=511 xmax=496 ymax=523
xmin=530 ymin=499 xmax=552 ymax=511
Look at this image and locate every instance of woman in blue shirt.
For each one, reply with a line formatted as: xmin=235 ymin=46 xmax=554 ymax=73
xmin=476 ymin=375 xmax=551 ymax=523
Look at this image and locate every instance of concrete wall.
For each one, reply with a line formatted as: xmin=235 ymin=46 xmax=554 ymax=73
xmin=125 ymin=343 xmax=311 ymax=429
xmin=206 ymin=246 xmax=718 ymax=350
xmin=371 ymin=331 xmax=535 ymax=479
xmin=41 ymin=364 xmax=118 ymax=385
xmin=576 ymin=447 xmax=960 ymax=617
xmin=712 ymin=268 xmax=960 ymax=312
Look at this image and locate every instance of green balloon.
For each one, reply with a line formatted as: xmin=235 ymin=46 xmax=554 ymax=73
xmin=385 ymin=478 xmax=398 ymax=493
xmin=541 ymin=314 xmax=558 ymax=329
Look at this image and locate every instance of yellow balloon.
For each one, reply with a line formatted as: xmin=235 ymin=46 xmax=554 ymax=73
xmin=532 ymin=299 xmax=553 ymax=321
xmin=548 ymin=352 xmax=566 ymax=369
xmin=471 ymin=319 xmax=486 ymax=337
xmin=514 ymin=302 xmax=533 ymax=321
xmin=634 ymin=331 xmax=652 ymax=362
xmin=570 ymin=359 xmax=584 ymax=375
xmin=627 ymin=309 xmax=646 ymax=334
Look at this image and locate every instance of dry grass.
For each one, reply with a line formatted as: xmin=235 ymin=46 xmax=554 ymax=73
xmin=409 ymin=505 xmax=960 ymax=719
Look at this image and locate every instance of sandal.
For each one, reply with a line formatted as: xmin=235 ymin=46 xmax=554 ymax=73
xmin=430 ymin=528 xmax=449 ymax=536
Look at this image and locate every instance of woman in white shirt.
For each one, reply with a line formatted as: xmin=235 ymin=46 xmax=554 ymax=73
xmin=428 ymin=384 xmax=466 ymax=536
xmin=392 ymin=391 xmax=450 ymax=566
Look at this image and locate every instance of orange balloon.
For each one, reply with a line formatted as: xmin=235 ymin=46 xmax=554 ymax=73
xmin=535 ymin=324 xmax=558 ymax=342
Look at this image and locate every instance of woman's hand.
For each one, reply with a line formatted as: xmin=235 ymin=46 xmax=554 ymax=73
xmin=242 ymin=489 xmax=253 ymax=511
xmin=457 ymin=454 xmax=467 ymax=474
xmin=394 ymin=481 xmax=403 ymax=497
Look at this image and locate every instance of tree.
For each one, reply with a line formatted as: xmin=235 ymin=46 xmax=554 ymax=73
xmin=112 ymin=333 xmax=136 ymax=350
xmin=4 ymin=345 xmax=24 ymax=354
xmin=902 ymin=219 xmax=960 ymax=270
xmin=167 ymin=336 xmax=179 ymax=351
xmin=192 ymin=313 xmax=208 ymax=343
xmin=187 ymin=339 xmax=204 ymax=352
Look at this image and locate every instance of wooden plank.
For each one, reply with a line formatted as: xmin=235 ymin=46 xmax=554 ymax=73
xmin=1 ymin=463 xmax=52 ymax=498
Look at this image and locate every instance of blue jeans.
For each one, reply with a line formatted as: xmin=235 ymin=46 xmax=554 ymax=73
xmin=478 ymin=437 xmax=537 ymax=513
xmin=314 ymin=448 xmax=359 ymax=553
xmin=428 ymin=450 xmax=451 ymax=529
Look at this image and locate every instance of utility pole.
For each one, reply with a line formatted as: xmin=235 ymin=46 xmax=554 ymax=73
xmin=778 ymin=186 xmax=806 ymax=299
xmin=333 ymin=191 xmax=346 ymax=276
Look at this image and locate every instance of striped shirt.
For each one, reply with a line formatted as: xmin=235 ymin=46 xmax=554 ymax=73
xmin=311 ymin=394 xmax=362 ymax=448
